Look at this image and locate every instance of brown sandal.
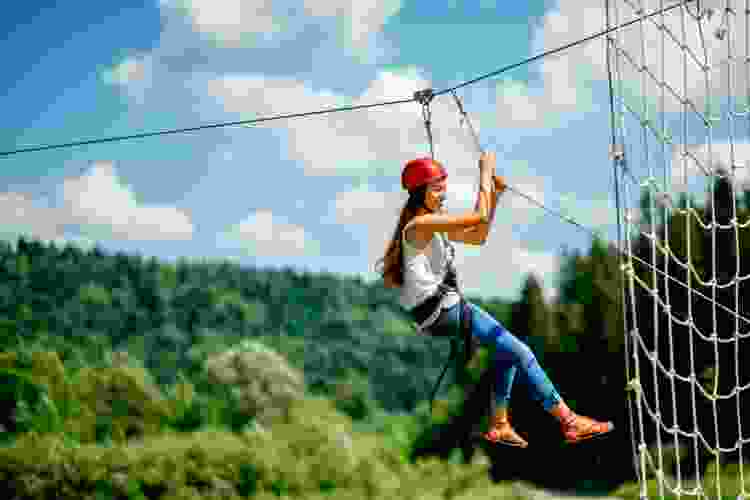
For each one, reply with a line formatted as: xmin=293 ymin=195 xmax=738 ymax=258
xmin=479 ymin=414 xmax=528 ymax=448
xmin=562 ymin=414 xmax=614 ymax=445
xmin=480 ymin=424 xmax=528 ymax=448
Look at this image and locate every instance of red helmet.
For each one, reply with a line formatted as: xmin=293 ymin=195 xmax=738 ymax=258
xmin=401 ymin=158 xmax=447 ymax=192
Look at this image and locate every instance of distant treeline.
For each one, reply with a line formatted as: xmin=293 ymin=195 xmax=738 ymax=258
xmin=2 ymin=169 xmax=750 ymax=492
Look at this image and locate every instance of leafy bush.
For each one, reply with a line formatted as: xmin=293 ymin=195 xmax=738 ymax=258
xmin=0 ymin=368 xmax=64 ymax=438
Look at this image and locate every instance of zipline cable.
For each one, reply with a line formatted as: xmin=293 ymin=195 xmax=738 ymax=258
xmin=434 ymin=0 xmax=695 ymax=97
xmin=0 ymin=98 xmax=414 ymax=158
xmin=0 ymin=0 xmax=695 ymax=158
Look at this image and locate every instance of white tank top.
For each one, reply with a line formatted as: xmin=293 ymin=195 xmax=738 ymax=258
xmin=399 ymin=220 xmax=461 ymax=333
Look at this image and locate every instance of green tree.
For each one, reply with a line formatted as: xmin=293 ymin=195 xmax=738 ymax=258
xmin=79 ymin=283 xmax=112 ymax=307
xmin=511 ymin=274 xmax=553 ymax=361
xmin=557 ymin=247 xmax=592 ymax=306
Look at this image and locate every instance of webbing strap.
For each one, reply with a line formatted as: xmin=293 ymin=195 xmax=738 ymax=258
xmin=428 ymin=299 xmax=474 ymax=416
xmin=429 ymin=336 xmax=458 ymax=414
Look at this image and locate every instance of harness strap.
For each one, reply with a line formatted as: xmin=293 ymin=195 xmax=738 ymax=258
xmin=428 ymin=298 xmax=475 ymax=416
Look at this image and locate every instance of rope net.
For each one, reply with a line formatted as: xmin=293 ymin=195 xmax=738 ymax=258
xmin=609 ymin=0 xmax=750 ymax=498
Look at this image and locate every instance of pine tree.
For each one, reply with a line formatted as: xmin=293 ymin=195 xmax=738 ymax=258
xmin=511 ymin=274 xmax=553 ymax=361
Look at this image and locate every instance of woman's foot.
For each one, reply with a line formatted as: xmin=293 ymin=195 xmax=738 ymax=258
xmin=560 ymin=413 xmax=614 ymax=444
xmin=480 ymin=409 xmax=528 ymax=448
xmin=550 ymin=400 xmax=613 ymax=444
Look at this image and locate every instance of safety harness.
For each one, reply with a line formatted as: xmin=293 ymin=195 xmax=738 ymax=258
xmin=410 ymin=88 xmax=484 ymax=416
xmin=413 ymin=261 xmax=478 ymax=416
xmin=404 ymin=219 xmax=477 ymax=415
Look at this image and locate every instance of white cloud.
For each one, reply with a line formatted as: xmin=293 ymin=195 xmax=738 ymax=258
xmin=537 ymin=0 xmax=740 ymax=114
xmin=329 ymin=185 xmax=401 ymax=225
xmin=217 ymin=210 xmax=321 ymax=257
xmin=0 ymin=193 xmax=67 ymax=242
xmin=493 ymin=52 xmax=591 ymax=130
xmin=461 ymin=230 xmax=560 ymax=303
xmin=61 ymin=161 xmax=194 ymax=241
xmin=494 ymin=80 xmax=545 ymax=127
xmin=170 ymin=0 xmax=281 ymax=46
xmin=0 ymin=193 xmax=104 ymax=252
xmin=207 ymin=73 xmax=343 ymax=118
xmin=491 ymin=1 xmax=601 ymax=129
xmin=160 ymin=0 xmax=402 ymax=53
xmin=208 ymin=68 xmax=487 ymax=186
xmin=302 ymin=0 xmax=403 ymax=52
xmin=495 ymin=0 xmax=744 ymax=129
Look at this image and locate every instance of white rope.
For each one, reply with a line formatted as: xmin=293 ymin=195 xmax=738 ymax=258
xmin=610 ymin=0 xmax=750 ymax=498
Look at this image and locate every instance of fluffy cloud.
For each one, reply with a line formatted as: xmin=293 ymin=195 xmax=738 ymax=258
xmin=493 ymin=52 xmax=593 ymax=130
xmin=208 ymin=73 xmax=343 ymax=120
xmin=496 ymin=0 xmax=743 ymax=130
xmin=208 ymin=68 xmax=486 ymax=186
xmin=217 ymin=210 xmax=321 ymax=257
xmin=494 ymin=80 xmax=547 ymax=128
xmin=302 ymin=0 xmax=403 ymax=51
xmin=452 ymin=221 xmax=560 ymax=303
xmin=329 ymin=185 xmax=402 ymax=226
xmin=160 ymin=0 xmax=402 ymax=53
xmin=61 ymin=161 xmax=194 ymax=241
xmin=0 ymin=163 xmax=192 ymax=246
xmin=491 ymin=1 xmax=602 ymax=129
xmin=0 ymin=193 xmax=68 ymax=242
xmin=165 ymin=0 xmax=281 ymax=46
xmin=537 ymin=0 xmax=740 ymax=113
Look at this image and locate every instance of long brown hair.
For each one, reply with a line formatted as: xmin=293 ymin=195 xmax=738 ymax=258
xmin=375 ymin=185 xmax=429 ymax=288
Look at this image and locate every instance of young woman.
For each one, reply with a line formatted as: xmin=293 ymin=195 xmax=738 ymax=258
xmin=375 ymin=153 xmax=613 ymax=447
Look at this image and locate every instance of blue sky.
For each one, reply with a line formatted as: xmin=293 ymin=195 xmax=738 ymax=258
xmin=1 ymin=0 xmax=743 ymax=303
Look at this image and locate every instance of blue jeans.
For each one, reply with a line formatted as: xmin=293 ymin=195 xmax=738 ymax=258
xmin=428 ymin=301 xmax=562 ymax=412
